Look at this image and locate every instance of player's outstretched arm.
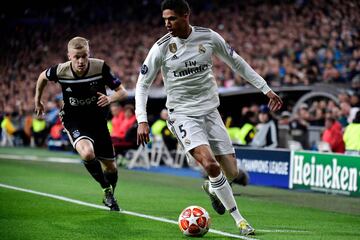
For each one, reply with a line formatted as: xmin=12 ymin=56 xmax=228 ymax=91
xmin=34 ymin=71 xmax=49 ymax=116
xmin=212 ymin=30 xmax=283 ymax=112
xmin=135 ymin=43 xmax=162 ymax=146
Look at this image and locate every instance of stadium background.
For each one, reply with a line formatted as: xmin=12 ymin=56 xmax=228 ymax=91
xmin=1 ymin=1 xmax=360 ymax=239
xmin=2 ymin=0 xmax=359 ymax=118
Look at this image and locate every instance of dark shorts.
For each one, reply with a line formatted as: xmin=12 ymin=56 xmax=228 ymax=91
xmin=62 ymin=115 xmax=115 ymax=161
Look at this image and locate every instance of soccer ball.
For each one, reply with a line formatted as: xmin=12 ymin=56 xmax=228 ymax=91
xmin=178 ymin=205 xmax=210 ymax=237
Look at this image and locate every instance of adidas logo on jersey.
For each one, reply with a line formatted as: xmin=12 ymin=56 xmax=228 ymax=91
xmin=65 ymin=87 xmax=72 ymax=92
xmin=171 ymin=55 xmax=178 ymax=60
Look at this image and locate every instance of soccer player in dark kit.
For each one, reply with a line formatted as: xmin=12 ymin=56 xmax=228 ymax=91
xmin=34 ymin=36 xmax=128 ymax=211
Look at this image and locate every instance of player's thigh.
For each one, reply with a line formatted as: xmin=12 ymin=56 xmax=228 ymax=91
xmin=167 ymin=114 xmax=208 ymax=153
xmin=93 ymin=121 xmax=116 ymax=161
xmin=62 ymin=119 xmax=95 ymax=153
xmin=205 ymin=110 xmax=234 ymax=156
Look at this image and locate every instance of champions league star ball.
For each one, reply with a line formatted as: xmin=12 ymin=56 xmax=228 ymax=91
xmin=178 ymin=206 xmax=210 ymax=237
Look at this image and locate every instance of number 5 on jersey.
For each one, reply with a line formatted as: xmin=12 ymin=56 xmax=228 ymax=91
xmin=179 ymin=124 xmax=187 ymax=138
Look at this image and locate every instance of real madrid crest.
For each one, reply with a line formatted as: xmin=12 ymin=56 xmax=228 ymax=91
xmin=169 ymin=43 xmax=177 ymax=53
xmin=198 ymin=44 xmax=206 ymax=54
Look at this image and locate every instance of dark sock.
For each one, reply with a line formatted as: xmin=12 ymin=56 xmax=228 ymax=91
xmin=83 ymin=159 xmax=110 ymax=189
xmin=104 ymin=170 xmax=118 ymax=191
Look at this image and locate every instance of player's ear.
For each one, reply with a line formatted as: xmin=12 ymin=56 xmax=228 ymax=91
xmin=67 ymin=53 xmax=71 ymax=61
xmin=183 ymin=13 xmax=190 ymax=21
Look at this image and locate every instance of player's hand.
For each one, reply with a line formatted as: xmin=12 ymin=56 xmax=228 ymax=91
xmin=97 ymin=92 xmax=111 ymax=107
xmin=34 ymin=101 xmax=45 ymax=116
xmin=137 ymin=122 xmax=150 ymax=146
xmin=266 ymin=90 xmax=283 ymax=112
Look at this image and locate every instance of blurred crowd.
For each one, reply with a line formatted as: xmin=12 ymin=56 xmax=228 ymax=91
xmin=1 ymin=0 xmax=360 ymax=154
xmin=1 ymin=0 xmax=360 ymax=112
xmin=1 ymin=91 xmax=360 ymax=155
xmin=225 ymin=89 xmax=360 ymax=154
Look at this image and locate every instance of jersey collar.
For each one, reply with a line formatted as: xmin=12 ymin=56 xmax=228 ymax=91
xmin=70 ymin=61 xmax=90 ymax=79
xmin=177 ymin=25 xmax=194 ymax=44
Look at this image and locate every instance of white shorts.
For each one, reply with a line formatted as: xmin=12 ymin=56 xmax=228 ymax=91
xmin=167 ymin=109 xmax=235 ymax=156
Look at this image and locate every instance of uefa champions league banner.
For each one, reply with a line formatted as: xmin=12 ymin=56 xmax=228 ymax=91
xmin=234 ymin=147 xmax=360 ymax=196
xmin=234 ymin=147 xmax=291 ymax=188
xmin=289 ymin=151 xmax=360 ymax=197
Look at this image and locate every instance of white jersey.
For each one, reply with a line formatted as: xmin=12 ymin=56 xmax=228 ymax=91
xmin=135 ymin=26 xmax=271 ymax=123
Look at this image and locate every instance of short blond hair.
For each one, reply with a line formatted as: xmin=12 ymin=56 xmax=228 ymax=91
xmin=67 ymin=36 xmax=89 ymax=52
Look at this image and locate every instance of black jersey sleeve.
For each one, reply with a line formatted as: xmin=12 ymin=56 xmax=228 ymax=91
xmin=102 ymin=63 xmax=121 ymax=90
xmin=45 ymin=65 xmax=59 ymax=82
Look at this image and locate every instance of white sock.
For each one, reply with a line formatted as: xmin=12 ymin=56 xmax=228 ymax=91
xmin=208 ymin=181 xmax=215 ymax=195
xmin=209 ymin=172 xmax=244 ymax=225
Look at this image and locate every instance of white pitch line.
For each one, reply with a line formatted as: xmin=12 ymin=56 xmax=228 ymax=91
xmin=257 ymin=229 xmax=309 ymax=233
xmin=0 ymin=155 xmax=310 ymax=236
xmin=0 ymin=154 xmax=81 ymax=164
xmin=0 ymin=183 xmax=256 ymax=240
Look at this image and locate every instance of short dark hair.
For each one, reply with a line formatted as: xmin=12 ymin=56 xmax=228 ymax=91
xmin=161 ymin=0 xmax=190 ymax=15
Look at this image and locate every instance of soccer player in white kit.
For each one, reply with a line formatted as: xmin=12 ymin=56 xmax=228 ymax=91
xmin=135 ymin=0 xmax=283 ymax=235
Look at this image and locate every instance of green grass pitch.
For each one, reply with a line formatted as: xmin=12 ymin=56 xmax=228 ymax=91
xmin=0 ymin=147 xmax=359 ymax=239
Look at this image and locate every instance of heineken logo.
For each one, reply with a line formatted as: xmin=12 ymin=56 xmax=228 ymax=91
xmin=291 ymin=154 xmax=359 ymax=194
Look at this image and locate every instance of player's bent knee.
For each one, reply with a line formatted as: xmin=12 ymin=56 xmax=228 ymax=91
xmin=81 ymin=151 xmax=96 ymax=161
xmin=76 ymin=142 xmax=95 ymax=161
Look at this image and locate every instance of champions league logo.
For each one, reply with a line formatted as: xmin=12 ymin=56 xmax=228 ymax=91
xmin=110 ymin=70 xmax=116 ymax=78
xmin=226 ymin=43 xmax=234 ymax=57
xmin=113 ymin=78 xmax=120 ymax=85
xmin=141 ymin=64 xmax=148 ymax=74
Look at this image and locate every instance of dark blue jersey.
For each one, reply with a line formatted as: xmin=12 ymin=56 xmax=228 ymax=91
xmin=45 ymin=58 xmax=121 ymax=118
